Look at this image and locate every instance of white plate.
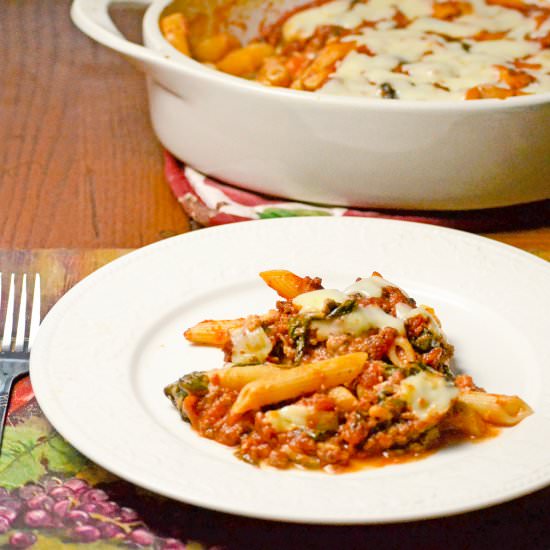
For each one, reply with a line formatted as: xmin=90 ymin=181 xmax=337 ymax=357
xmin=30 ymin=218 xmax=550 ymax=524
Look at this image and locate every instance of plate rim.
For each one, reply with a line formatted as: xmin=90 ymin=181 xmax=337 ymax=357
xmin=30 ymin=217 xmax=550 ymax=524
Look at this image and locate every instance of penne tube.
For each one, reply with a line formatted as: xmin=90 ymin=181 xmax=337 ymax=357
xmin=458 ymin=391 xmax=533 ymax=426
xmin=194 ymin=33 xmax=241 ymax=63
xmin=208 ymin=364 xmax=283 ymax=390
xmin=184 ymin=318 xmax=244 ymax=347
xmin=231 ymin=352 xmax=367 ymax=415
xmin=160 ymin=13 xmax=191 ymax=56
xmin=327 ymin=385 xmax=358 ymax=412
xmin=387 ymin=336 xmax=417 ymax=367
xmin=433 ymin=1 xmax=472 ymax=20
xmin=296 ymin=42 xmax=355 ymax=91
xmin=446 ymin=400 xmax=488 ymax=437
xmin=256 ymin=57 xmax=292 ymax=87
xmin=259 ymin=270 xmax=321 ymax=300
xmin=216 ymin=43 xmax=274 ymax=76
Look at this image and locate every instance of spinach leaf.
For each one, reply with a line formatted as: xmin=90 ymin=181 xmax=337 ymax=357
xmin=179 ymin=372 xmax=210 ymax=395
xmin=326 ymin=299 xmax=356 ymax=319
xmin=288 ymin=316 xmax=312 ymax=364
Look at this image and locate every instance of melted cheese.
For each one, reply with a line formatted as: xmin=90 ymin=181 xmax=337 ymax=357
xmin=281 ymin=0 xmax=550 ymax=100
xmin=345 ymin=275 xmax=398 ymax=298
xmin=313 ymin=304 xmax=405 ymax=338
xmin=230 ymin=326 xmax=273 ymax=364
xmin=264 ymin=404 xmax=338 ymax=432
xmin=394 ymin=303 xmax=442 ymax=337
xmin=292 ymin=289 xmax=347 ymax=313
xmin=283 ymin=0 xmax=395 ymax=42
xmin=399 ymin=371 xmax=458 ymax=420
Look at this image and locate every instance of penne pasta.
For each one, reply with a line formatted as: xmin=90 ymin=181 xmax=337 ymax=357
xmin=231 ymin=352 xmax=367 ymax=415
xmin=159 ymin=13 xmax=190 ymax=56
xmin=259 ymin=270 xmax=321 ymax=299
xmin=294 ymin=42 xmax=355 ymax=91
xmin=327 ymin=385 xmax=358 ymax=412
xmin=208 ymin=364 xmax=283 ymax=390
xmin=184 ymin=318 xmax=244 ymax=347
xmin=159 ymin=0 xmax=550 ymax=101
xmin=216 ymin=43 xmax=274 ymax=77
xmin=458 ymin=391 xmax=533 ymax=426
xmin=165 ymin=269 xmax=533 ymax=471
xmin=193 ymin=33 xmax=241 ymax=63
xmin=446 ymin=400 xmax=488 ymax=437
xmin=387 ymin=336 xmax=417 ymax=368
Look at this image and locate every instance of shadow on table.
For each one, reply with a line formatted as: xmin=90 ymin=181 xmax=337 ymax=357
xmin=104 ymin=480 xmax=550 ymax=550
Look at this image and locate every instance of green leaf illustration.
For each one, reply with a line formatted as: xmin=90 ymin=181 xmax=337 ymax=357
xmin=0 ymin=417 xmax=89 ymax=489
xmin=258 ymin=207 xmax=332 ymax=219
xmin=31 ymin=533 xmax=128 ymax=549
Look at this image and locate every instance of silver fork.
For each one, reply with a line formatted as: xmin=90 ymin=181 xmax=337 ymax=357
xmin=0 ymin=273 xmax=41 ymax=449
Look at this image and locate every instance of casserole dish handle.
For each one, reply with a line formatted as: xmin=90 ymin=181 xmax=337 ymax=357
xmin=71 ymin=0 xmax=168 ymax=70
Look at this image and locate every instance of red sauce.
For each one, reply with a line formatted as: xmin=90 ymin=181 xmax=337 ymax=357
xmin=325 ymin=426 xmax=500 ymax=473
xmin=189 ymin=384 xmax=502 ymax=472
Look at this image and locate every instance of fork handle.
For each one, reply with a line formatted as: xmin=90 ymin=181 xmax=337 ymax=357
xmin=0 ymin=359 xmax=30 ymax=450
xmin=0 ymin=381 xmax=16 ymax=450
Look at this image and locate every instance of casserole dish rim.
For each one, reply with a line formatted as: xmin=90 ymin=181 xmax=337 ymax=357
xmin=144 ymin=0 xmax=550 ymax=110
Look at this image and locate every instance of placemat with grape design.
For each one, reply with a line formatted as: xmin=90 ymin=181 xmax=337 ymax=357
xmin=1 ymin=249 xmax=549 ymax=550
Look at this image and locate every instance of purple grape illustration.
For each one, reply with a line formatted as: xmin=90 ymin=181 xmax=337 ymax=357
xmin=51 ymin=499 xmax=71 ymax=518
xmin=0 ymin=516 xmax=11 ymax=534
xmin=9 ymin=532 xmax=36 ymax=549
xmin=98 ymin=522 xmax=125 ymax=539
xmin=0 ymin=506 xmax=18 ymax=523
xmin=63 ymin=478 xmax=89 ymax=495
xmin=17 ymin=486 xmax=43 ymax=501
xmin=71 ymin=524 xmax=102 ymax=543
xmin=129 ymin=527 xmax=155 ymax=546
xmin=23 ymin=510 xmax=52 ymax=528
xmin=0 ymin=475 xmax=211 ymax=548
xmin=25 ymin=495 xmax=54 ymax=512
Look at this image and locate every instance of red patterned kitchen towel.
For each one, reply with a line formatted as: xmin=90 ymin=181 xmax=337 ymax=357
xmin=164 ymin=152 xmax=549 ymax=233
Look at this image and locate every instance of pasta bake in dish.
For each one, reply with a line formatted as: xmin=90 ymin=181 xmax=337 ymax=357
xmin=160 ymin=0 xmax=550 ymax=100
xmin=165 ymin=270 xmax=532 ymax=471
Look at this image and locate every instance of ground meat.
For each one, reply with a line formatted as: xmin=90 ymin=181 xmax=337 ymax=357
xmin=195 ymin=387 xmax=252 ymax=446
xmin=455 ymin=374 xmax=480 ymax=391
xmin=322 ymin=328 xmax=397 ymax=360
xmin=422 ymin=346 xmax=444 ymax=366
xmin=357 ymin=361 xmax=385 ymax=390
xmin=340 ymin=412 xmax=371 ymax=448
xmin=406 ymin=314 xmax=429 ymax=338
xmin=358 ymin=286 xmax=413 ymax=314
xmin=361 ymin=420 xmax=426 ymax=454
xmin=286 ymin=431 xmax=317 ymax=455
xmin=384 ymin=286 xmax=415 ymax=311
xmin=267 ymin=449 xmax=291 ymax=468
xmin=300 ymin=393 xmax=335 ymax=411
xmin=243 ymin=315 xmax=263 ymax=331
xmin=276 ymin=300 xmax=298 ymax=315
xmin=364 ymin=327 xmax=398 ymax=359
xmin=316 ymin=439 xmax=350 ymax=465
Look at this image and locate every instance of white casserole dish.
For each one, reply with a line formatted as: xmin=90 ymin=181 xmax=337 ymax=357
xmin=71 ymin=0 xmax=550 ymax=210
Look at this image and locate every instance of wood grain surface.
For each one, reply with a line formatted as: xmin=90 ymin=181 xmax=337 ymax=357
xmin=0 ymin=0 xmax=188 ymax=249
xmin=0 ymin=0 xmax=547 ymax=252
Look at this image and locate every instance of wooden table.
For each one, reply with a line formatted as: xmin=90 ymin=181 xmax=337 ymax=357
xmin=1 ymin=1 xmax=549 ymax=549
xmin=0 ymin=0 xmax=548 ymax=251
xmin=1 ymin=0 xmax=188 ymax=249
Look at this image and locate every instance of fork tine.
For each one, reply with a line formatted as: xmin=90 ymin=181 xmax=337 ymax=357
xmin=28 ymin=274 xmax=41 ymax=350
xmin=1 ymin=274 xmax=15 ymax=352
xmin=14 ymin=274 xmax=27 ymax=352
